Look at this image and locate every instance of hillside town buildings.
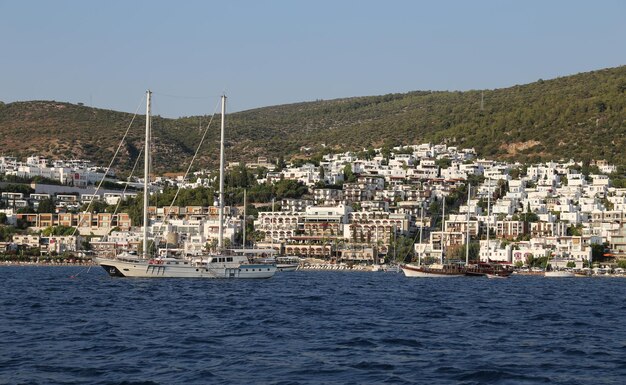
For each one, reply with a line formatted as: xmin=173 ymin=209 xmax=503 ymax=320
xmin=1 ymin=145 xmax=624 ymax=268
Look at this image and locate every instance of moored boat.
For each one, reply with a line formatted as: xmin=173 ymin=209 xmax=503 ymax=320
xmin=275 ymin=256 xmax=301 ymax=272
xmin=95 ymin=254 xmax=276 ymax=278
xmin=516 ymin=268 xmax=545 ymax=276
xmin=545 ymin=270 xmax=575 ymax=278
xmin=465 ymin=262 xmax=513 ymax=277
xmin=401 ymin=263 xmax=466 ymax=277
xmin=574 ymin=268 xmax=592 ymax=277
xmin=94 ymin=93 xmax=276 ymax=279
xmin=486 ymin=273 xmax=509 ymax=279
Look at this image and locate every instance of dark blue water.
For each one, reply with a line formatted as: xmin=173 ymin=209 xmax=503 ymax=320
xmin=1 ymin=267 xmax=625 ymax=385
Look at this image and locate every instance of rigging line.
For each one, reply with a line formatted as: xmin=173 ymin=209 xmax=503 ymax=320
xmin=71 ymin=96 xmax=144 ymax=237
xmin=69 ymin=264 xmax=91 ymax=279
xmin=102 ymin=145 xmax=144 ymax=243
xmin=399 ymin=201 xmax=432 ymax=264
xmin=152 ymin=97 xmax=222 ymax=249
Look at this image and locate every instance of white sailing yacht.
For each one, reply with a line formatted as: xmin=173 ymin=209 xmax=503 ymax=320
xmin=93 ymin=91 xmax=277 ymax=278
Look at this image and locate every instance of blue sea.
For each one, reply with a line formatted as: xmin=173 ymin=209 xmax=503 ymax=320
xmin=1 ymin=266 xmax=625 ymax=385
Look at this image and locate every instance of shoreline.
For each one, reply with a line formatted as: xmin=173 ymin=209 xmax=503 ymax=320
xmin=2 ymin=261 xmax=625 ymax=277
xmin=1 ymin=261 xmax=96 ymax=267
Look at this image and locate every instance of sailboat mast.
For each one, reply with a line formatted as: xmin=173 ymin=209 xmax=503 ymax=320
xmin=218 ymin=95 xmax=226 ymax=250
xmin=243 ymin=189 xmax=247 ymax=248
xmin=441 ymin=196 xmax=446 ymax=264
xmin=465 ymin=184 xmax=471 ymax=265
xmin=418 ymin=203 xmax=424 ymax=266
xmin=142 ymin=90 xmax=151 ymax=259
xmin=486 ymin=179 xmax=491 ymax=262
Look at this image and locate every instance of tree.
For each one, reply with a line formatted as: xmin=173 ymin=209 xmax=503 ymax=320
xmin=274 ymin=179 xmax=308 ymax=199
xmin=568 ymin=224 xmax=583 ymax=236
xmin=37 ymin=198 xmax=55 ymax=214
xmin=435 ymin=158 xmax=452 ymax=169
xmin=509 ymin=167 xmax=522 ymax=180
xmin=206 ymin=239 xmax=218 ymax=253
xmin=275 ymin=156 xmax=286 ymax=172
xmin=523 ymin=212 xmax=539 ymax=223
xmin=343 ymin=164 xmax=357 ymax=183
xmin=41 ymin=226 xmax=75 ymax=236
xmin=381 ymin=144 xmax=392 ymax=162
xmin=80 ymin=200 xmax=109 ymax=214
xmin=0 ymin=225 xmax=18 ymax=242
xmin=17 ymin=206 xmax=34 ymax=214
xmin=388 ymin=234 xmax=416 ymax=263
xmin=82 ymin=237 xmax=92 ymax=250
xmin=524 ymin=253 xmax=548 ymax=268
xmin=226 ymin=164 xmax=253 ymax=189
xmin=255 ymin=166 xmax=269 ymax=179
xmin=318 ymin=165 xmax=325 ymax=182
xmin=448 ymin=242 xmax=480 ymax=262
xmin=590 ymin=243 xmax=607 ymax=263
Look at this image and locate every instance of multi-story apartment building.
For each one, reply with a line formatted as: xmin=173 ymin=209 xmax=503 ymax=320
xmin=444 ymin=215 xmax=480 ymax=237
xmin=281 ymin=205 xmax=351 ymax=258
xmin=146 ymin=205 xmax=235 ymax=222
xmin=530 ymin=221 xmax=567 ymax=237
xmin=494 ymin=220 xmax=526 ymax=239
xmin=413 ymin=159 xmax=439 ymax=179
xmin=15 ymin=213 xmax=131 ymax=235
xmin=479 ymin=239 xmax=512 ymax=262
xmin=346 ymin=211 xmax=410 ymax=252
xmin=591 ymin=211 xmax=625 ymax=225
xmin=255 ymin=211 xmax=304 ymax=242
xmin=12 ymin=234 xmax=41 ymax=248
xmin=90 ymin=231 xmax=141 ymax=257
xmin=281 ymin=198 xmax=315 ymax=212
xmin=313 ymin=188 xmax=344 ymax=205
xmin=40 ymin=236 xmax=79 ymax=254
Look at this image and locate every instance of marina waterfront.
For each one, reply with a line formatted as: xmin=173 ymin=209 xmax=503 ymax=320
xmin=1 ymin=266 xmax=625 ymax=384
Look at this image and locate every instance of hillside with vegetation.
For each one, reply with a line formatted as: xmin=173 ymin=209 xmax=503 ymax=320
xmin=1 ymin=65 xmax=625 ymax=173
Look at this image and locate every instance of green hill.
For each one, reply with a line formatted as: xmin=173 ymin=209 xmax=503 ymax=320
xmin=1 ymin=65 xmax=625 ymax=174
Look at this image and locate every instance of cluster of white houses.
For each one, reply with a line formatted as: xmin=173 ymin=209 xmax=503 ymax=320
xmin=2 ymin=145 xmax=625 ymax=267
xmin=0 ymin=156 xmax=115 ymax=187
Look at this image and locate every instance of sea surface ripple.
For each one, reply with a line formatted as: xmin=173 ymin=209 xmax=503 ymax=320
xmin=1 ymin=266 xmax=625 ymax=384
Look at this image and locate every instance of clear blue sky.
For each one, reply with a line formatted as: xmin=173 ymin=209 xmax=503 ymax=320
xmin=1 ymin=0 xmax=625 ymax=117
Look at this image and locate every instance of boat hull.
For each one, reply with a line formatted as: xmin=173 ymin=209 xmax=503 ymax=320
xmin=465 ymin=264 xmax=513 ymax=278
xmin=94 ymin=257 xmax=276 ymax=279
xmin=276 ymin=263 xmax=299 ymax=272
xmin=401 ymin=264 xmax=466 ymax=277
xmin=486 ymin=273 xmax=509 ymax=279
xmin=545 ymin=270 xmax=575 ymax=278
